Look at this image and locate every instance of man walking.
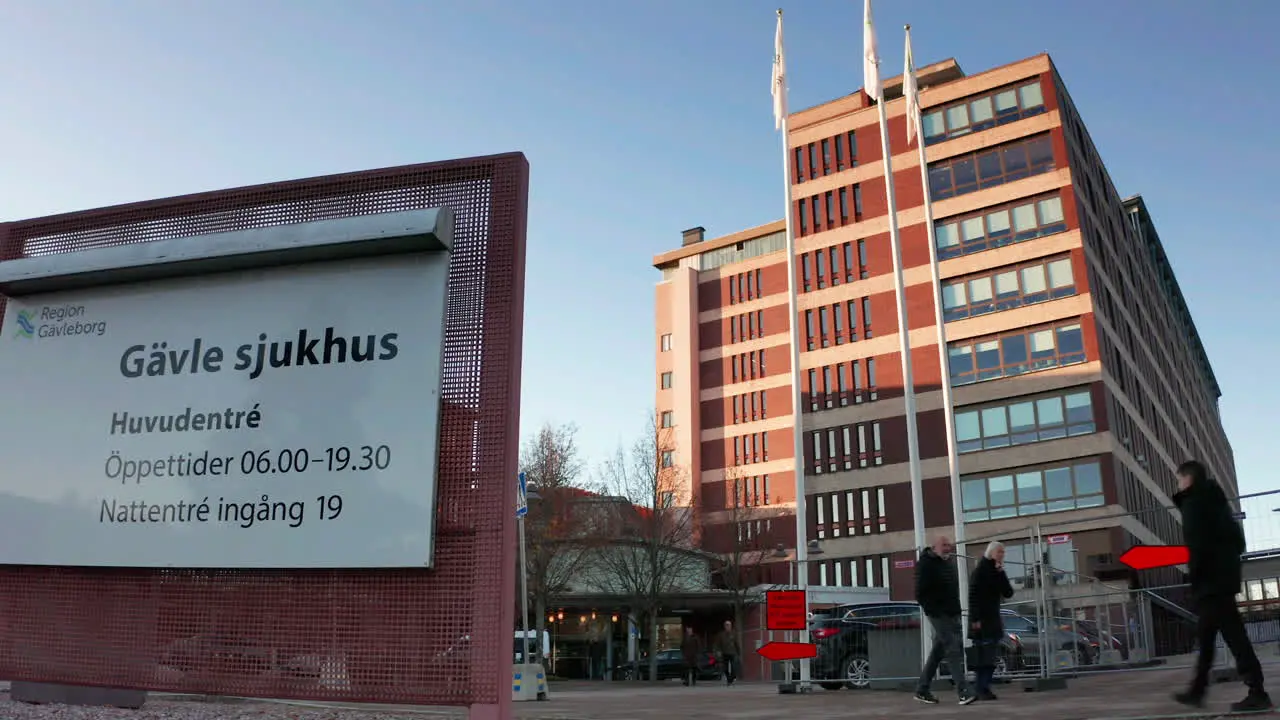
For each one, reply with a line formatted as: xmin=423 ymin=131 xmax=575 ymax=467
xmin=1172 ymin=460 xmax=1271 ymax=712
xmin=714 ymin=619 xmax=740 ymax=686
xmin=680 ymin=626 xmax=703 ymax=687
xmin=913 ymin=535 xmax=975 ymax=705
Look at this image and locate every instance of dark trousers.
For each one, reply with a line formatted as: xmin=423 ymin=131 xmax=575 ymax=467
xmin=682 ymin=664 xmax=698 ymax=686
xmin=721 ymin=654 xmax=737 ymax=684
xmin=917 ymin=615 xmax=971 ymax=695
xmin=1191 ymin=592 xmax=1265 ymax=695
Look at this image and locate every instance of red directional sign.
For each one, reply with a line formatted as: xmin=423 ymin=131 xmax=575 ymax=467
xmin=1119 ymin=545 xmax=1189 ymax=570
xmin=765 ymin=590 xmax=807 ymax=631
xmin=758 ymin=641 xmax=818 ymax=662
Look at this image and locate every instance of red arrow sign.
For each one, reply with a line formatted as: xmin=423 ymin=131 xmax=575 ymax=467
xmin=1119 ymin=545 xmax=1189 ymax=570
xmin=757 ymin=641 xmax=817 ymax=662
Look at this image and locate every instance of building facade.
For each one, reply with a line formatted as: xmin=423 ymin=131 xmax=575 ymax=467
xmin=652 ymin=53 xmax=1233 ymax=598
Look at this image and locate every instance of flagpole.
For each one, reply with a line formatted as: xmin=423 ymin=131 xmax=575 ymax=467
xmin=865 ymin=3 xmax=926 ymax=559
xmin=905 ymin=20 xmax=970 ymax=666
xmin=773 ymin=8 xmax=812 ymax=692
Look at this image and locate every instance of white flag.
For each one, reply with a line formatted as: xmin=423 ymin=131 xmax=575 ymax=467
xmin=903 ymin=26 xmax=919 ymax=144
xmin=862 ymin=0 xmax=881 ymax=102
xmin=772 ymin=12 xmax=788 ymax=130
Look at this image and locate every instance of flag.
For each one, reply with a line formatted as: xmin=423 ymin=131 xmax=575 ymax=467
xmin=862 ymin=0 xmax=881 ymax=102
xmin=903 ymin=26 xmax=919 ymax=144
xmin=772 ymin=12 xmax=788 ymax=130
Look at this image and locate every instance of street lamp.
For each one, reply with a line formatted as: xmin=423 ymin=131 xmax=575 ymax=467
xmin=518 ymin=484 xmax=542 ymax=666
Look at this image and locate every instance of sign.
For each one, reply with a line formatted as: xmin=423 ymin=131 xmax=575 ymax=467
xmin=516 ymin=471 xmax=528 ymax=518
xmin=0 ymin=253 xmax=449 ymax=569
xmin=1047 ymin=534 xmax=1072 ymax=545
xmin=766 ymin=590 xmax=807 ymax=631
xmin=894 ymin=559 xmax=915 ymax=569
xmin=757 ymin=641 xmax=817 ymax=662
xmin=1119 ymin=545 xmax=1190 ymax=571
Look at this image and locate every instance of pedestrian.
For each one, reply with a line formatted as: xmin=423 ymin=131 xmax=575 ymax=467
xmin=913 ymin=535 xmax=976 ymax=705
xmin=1172 ymin=460 xmax=1272 ymax=712
xmin=969 ymin=541 xmax=1014 ymax=701
xmin=681 ymin=626 xmax=703 ymax=687
xmin=713 ymin=619 xmax=739 ymax=686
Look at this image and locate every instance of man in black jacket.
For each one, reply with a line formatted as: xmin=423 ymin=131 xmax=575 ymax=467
xmin=913 ymin=535 xmax=975 ymax=705
xmin=1172 ymin=460 xmax=1271 ymax=712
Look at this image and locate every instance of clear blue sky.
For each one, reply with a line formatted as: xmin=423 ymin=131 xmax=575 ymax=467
xmin=1 ymin=1 xmax=1276 ymax=497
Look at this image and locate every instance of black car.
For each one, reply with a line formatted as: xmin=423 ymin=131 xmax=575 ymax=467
xmin=811 ymin=601 xmax=1024 ymax=690
xmin=612 ymin=649 xmax=721 ymax=681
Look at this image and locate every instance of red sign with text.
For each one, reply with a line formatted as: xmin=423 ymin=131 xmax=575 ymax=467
xmin=765 ymin=590 xmax=807 ymax=631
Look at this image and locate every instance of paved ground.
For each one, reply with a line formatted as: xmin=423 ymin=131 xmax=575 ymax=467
xmin=1 ymin=665 xmax=1275 ymax=719
xmin=240 ymin=664 xmax=1275 ymax=719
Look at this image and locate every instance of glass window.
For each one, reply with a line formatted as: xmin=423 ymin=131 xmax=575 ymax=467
xmin=1046 ymin=259 xmax=1074 ymax=288
xmin=1001 ymin=334 xmax=1028 ymax=366
xmin=1016 ymin=471 xmax=1044 ymax=502
xmin=955 ymin=411 xmax=982 ymax=452
xmin=949 ymin=345 xmax=974 ymax=378
xmin=1038 ymin=197 xmax=1064 ymax=225
xmin=993 ymin=270 xmax=1019 ymax=297
xmin=994 ymin=90 xmax=1018 ymax=113
xmin=988 ymin=475 xmax=1015 ymax=507
xmin=946 ymin=105 xmax=971 ymax=132
xmin=1044 ymin=467 xmax=1073 ymax=499
xmin=1012 ymin=203 xmax=1038 ymax=232
xmin=942 ymin=283 xmax=967 ymax=309
xmin=968 ymin=276 xmax=994 ymax=303
xmin=975 ymin=340 xmax=1001 ymax=370
xmin=962 ymin=479 xmax=987 ymax=510
xmin=922 ymin=111 xmax=945 ymax=138
xmin=1021 ymin=264 xmax=1048 ymax=294
xmin=1065 ymin=391 xmax=1092 ymax=426
xmin=1030 ymin=329 xmax=1055 ymax=354
xmin=986 ymin=209 xmax=1011 ymax=236
xmin=1019 ymin=82 xmax=1045 ymax=108
xmin=1036 ymin=396 xmax=1065 ymax=427
xmin=1008 ymin=401 xmax=1037 ymax=443
xmin=936 ymin=222 xmax=959 ymax=248
xmin=1057 ymin=324 xmax=1084 ymax=355
xmin=961 ymin=217 xmax=985 ymax=242
xmin=1074 ymin=462 xmax=1102 ymax=495
xmin=980 ymin=406 xmax=1009 ymax=446
xmin=970 ymin=96 xmax=994 ymax=124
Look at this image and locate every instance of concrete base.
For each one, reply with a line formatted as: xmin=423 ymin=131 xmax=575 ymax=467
xmin=1020 ymin=676 xmax=1069 ymax=692
xmin=512 ymin=663 xmax=549 ymax=702
xmin=10 ymin=682 xmax=146 ymax=709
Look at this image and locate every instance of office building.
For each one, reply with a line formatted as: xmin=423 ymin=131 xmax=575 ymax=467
xmin=652 ymin=53 xmax=1232 ymax=598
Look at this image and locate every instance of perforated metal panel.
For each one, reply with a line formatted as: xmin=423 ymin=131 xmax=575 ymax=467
xmin=0 ymin=154 xmax=527 ymax=712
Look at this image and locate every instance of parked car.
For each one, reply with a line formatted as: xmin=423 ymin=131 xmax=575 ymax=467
xmin=999 ymin=610 xmax=1096 ymax=668
xmin=611 ymin=649 xmax=721 ymax=682
xmin=811 ymin=602 xmax=1022 ymax=690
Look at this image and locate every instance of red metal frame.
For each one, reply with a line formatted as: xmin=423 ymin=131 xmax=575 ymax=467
xmin=0 ymin=153 xmax=527 ymax=716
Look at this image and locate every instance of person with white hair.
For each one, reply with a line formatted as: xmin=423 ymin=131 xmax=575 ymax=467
xmin=968 ymin=540 xmax=1013 ymax=701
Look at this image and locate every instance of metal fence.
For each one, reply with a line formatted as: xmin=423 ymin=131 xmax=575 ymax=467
xmin=0 ymin=155 xmax=529 ymax=711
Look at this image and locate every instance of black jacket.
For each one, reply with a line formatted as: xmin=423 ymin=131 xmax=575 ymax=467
xmin=968 ymin=557 xmax=1014 ymax=641
xmin=914 ymin=548 xmax=962 ymax=617
xmin=1173 ymin=477 xmax=1245 ymax=599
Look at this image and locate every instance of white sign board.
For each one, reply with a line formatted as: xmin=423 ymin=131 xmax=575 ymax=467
xmin=0 ymin=253 xmax=448 ymax=568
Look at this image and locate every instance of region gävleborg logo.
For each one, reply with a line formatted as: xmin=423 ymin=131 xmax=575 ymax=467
xmin=14 ymin=310 xmax=35 ymax=339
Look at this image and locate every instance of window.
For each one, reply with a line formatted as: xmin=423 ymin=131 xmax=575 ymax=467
xmin=660 ymin=410 xmax=674 ymax=428
xmin=954 ymin=387 xmax=1095 ymax=453
xmin=941 ymin=255 xmax=1077 ymax=321
xmin=660 ymin=372 xmax=673 ymax=389
xmin=921 ymin=80 xmax=1048 ymax=145
xmin=935 ymin=193 xmax=1068 ymax=260
xmin=660 ymin=333 xmax=672 ymax=352
xmin=661 ymin=451 xmax=674 ymax=468
xmin=807 ymin=421 xmax=881 ymax=474
xmin=928 ymin=134 xmax=1055 ymax=201
xmin=948 ymin=321 xmax=1086 ymax=386
xmin=960 ymin=459 xmax=1105 ymax=522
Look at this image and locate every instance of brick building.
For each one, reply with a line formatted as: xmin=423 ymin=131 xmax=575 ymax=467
xmin=651 ymin=53 xmax=1233 ymax=599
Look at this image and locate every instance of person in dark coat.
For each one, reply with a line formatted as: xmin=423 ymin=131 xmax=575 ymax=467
xmin=1172 ymin=460 xmax=1271 ymax=712
xmin=680 ymin=626 xmax=703 ymax=687
xmin=713 ymin=620 xmax=740 ymax=686
xmin=969 ymin=541 xmax=1013 ymax=700
xmin=913 ymin=535 xmax=975 ymax=705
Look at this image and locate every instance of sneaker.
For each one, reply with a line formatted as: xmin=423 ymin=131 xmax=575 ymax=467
xmin=979 ymin=691 xmax=998 ymax=701
xmin=958 ymin=693 xmax=976 ymax=706
xmin=914 ymin=691 xmax=939 ymax=704
xmin=1230 ymin=691 xmax=1274 ymax=713
xmin=1172 ymin=691 xmax=1205 ymax=708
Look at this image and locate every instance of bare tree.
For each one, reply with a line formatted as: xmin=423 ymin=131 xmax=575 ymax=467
xmin=594 ymin=413 xmax=700 ymax=681
xmin=519 ymin=422 xmax=587 ymax=655
xmin=715 ymin=466 xmax=773 ymax=647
